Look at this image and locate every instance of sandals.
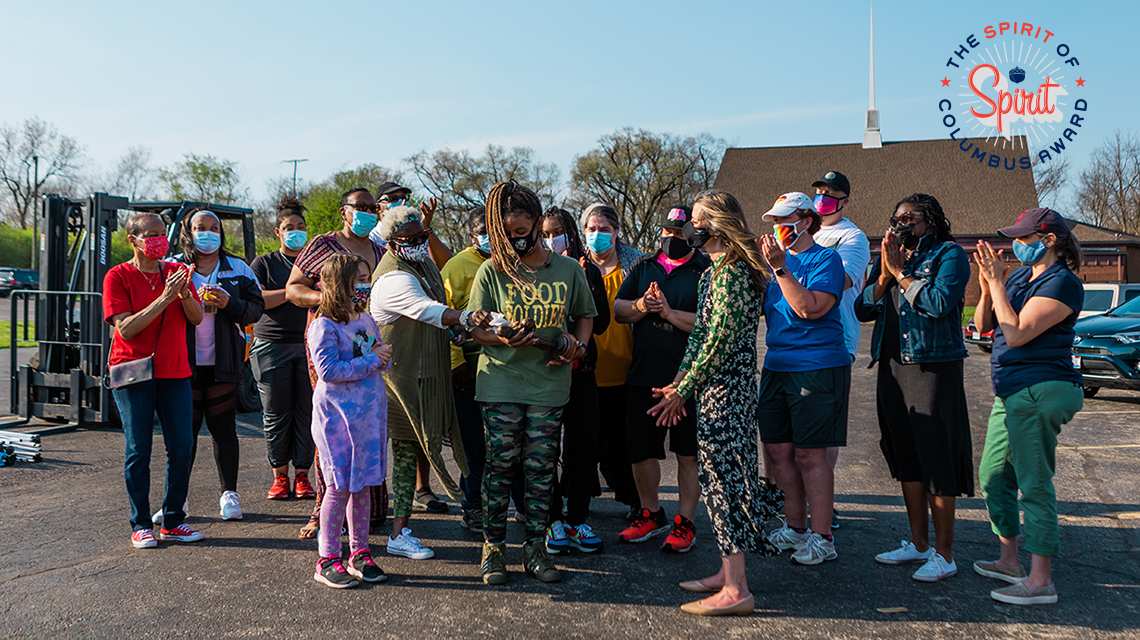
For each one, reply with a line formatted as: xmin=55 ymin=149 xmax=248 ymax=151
xmin=679 ymin=578 xmax=723 ymax=593
xmin=298 ymin=520 xmax=319 ymax=540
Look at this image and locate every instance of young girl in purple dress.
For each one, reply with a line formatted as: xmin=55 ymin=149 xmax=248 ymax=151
xmin=308 ymin=254 xmax=392 ymax=589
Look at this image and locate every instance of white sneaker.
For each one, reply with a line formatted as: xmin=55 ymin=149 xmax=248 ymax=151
xmin=767 ymin=524 xmax=809 ymax=551
xmin=386 ymin=527 xmax=435 ymax=560
xmin=219 ymin=491 xmax=243 ymax=521
xmin=912 ymin=552 xmax=957 ymax=582
xmin=152 ymin=499 xmax=190 ymax=525
xmin=791 ymin=532 xmax=838 ymax=565
xmin=875 ymin=539 xmax=934 ymax=565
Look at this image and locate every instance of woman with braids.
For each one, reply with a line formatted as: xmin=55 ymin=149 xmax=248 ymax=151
xmin=971 ymin=208 xmax=1084 ymax=606
xmin=467 ymin=181 xmax=596 ymax=585
xmin=538 ymin=206 xmax=610 ymax=555
xmin=579 ymin=203 xmax=642 ymax=521
xmin=854 ymin=193 xmax=973 ymax=583
xmin=173 ymin=209 xmax=264 ymax=523
xmin=648 ymin=190 xmax=781 ymax=617
xmin=369 ymin=205 xmax=488 ymax=561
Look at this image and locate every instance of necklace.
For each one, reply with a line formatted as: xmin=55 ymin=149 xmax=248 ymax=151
xmin=133 ymin=260 xmax=162 ymax=291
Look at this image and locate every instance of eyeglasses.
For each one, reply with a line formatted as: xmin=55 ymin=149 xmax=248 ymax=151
xmin=392 ymin=232 xmax=430 ymax=246
xmin=890 ymin=215 xmax=921 ymax=226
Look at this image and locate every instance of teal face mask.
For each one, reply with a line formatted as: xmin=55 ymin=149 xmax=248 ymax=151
xmin=476 ymin=234 xmax=491 ymax=255
xmin=350 ymin=210 xmax=378 ymax=237
xmin=586 ymin=231 xmax=614 ymax=253
xmin=282 ymin=230 xmax=307 ymax=251
xmin=1012 ymin=239 xmax=1048 ymax=265
xmin=193 ymin=230 xmax=221 ymax=254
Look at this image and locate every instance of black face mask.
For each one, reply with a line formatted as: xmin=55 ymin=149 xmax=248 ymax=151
xmin=661 ymin=236 xmax=691 ymax=260
xmin=510 ymin=227 xmax=538 ymax=257
xmin=891 ymin=222 xmax=920 ymax=250
xmin=687 ymin=228 xmax=712 ymax=249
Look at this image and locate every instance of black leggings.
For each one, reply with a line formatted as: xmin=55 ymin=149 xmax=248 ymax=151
xmin=190 ymin=366 xmax=240 ymax=493
xmin=596 ymin=385 xmax=639 ymax=509
xmin=550 ymin=370 xmax=602 ymax=525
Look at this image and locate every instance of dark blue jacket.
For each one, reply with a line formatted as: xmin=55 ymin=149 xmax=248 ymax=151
xmin=855 ymin=238 xmax=969 ymax=366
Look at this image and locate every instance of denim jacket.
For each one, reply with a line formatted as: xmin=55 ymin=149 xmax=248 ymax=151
xmin=854 ymin=237 xmax=969 ymax=366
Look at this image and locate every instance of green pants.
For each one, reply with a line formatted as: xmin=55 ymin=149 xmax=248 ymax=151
xmin=978 ymin=380 xmax=1082 ymax=557
xmin=481 ymin=403 xmax=563 ymax=544
xmin=390 ymin=439 xmax=419 ymax=518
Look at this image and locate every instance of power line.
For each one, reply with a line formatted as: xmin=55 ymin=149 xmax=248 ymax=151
xmin=281 ymin=158 xmax=309 ymax=197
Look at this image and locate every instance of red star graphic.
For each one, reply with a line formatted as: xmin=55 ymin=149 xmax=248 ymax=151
xmin=940 ymin=76 xmax=951 ymax=87
xmin=1076 ymin=77 xmax=1086 ymax=87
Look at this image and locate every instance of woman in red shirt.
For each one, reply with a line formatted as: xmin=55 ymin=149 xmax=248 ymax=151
xmin=104 ymin=212 xmax=205 ymax=549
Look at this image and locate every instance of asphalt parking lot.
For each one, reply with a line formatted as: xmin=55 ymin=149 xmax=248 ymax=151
xmin=1 ymin=333 xmax=1138 ymax=639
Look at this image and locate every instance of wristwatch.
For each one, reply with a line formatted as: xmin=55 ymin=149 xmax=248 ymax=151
xmin=773 ymin=267 xmax=787 ymax=278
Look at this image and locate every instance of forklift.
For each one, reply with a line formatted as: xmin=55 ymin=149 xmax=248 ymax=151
xmin=2 ymin=193 xmax=261 ymax=437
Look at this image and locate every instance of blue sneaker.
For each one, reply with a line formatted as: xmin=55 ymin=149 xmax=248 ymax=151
xmin=567 ymin=522 xmax=603 ymax=554
xmin=545 ymin=521 xmax=572 ymax=555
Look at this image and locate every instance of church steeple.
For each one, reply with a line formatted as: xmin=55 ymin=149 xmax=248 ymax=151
xmin=863 ymin=2 xmax=883 ymax=149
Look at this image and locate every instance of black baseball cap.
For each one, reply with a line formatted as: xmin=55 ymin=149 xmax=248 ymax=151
xmin=661 ymin=204 xmax=692 ymax=230
xmin=811 ymin=170 xmax=851 ymax=195
xmin=997 ymin=207 xmax=1074 ymax=239
xmin=378 ymin=181 xmax=411 ymax=197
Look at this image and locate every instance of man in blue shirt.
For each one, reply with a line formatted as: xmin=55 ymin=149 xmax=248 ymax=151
xmin=755 ymin=192 xmax=851 ymax=567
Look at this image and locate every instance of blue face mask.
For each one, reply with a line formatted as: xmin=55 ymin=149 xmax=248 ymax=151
xmin=193 ymin=230 xmax=221 ymax=254
xmin=350 ymin=210 xmax=378 ymax=237
xmin=476 ymin=234 xmax=491 ymax=255
xmin=1012 ymin=239 xmax=1048 ymax=265
xmin=282 ymin=229 xmax=307 ymax=251
xmin=586 ymin=231 xmax=614 ymax=254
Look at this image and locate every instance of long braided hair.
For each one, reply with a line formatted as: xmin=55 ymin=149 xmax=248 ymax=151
xmin=542 ymin=206 xmax=587 ymax=260
xmin=484 ymin=180 xmax=544 ymax=290
xmin=691 ymin=190 xmax=770 ymax=290
xmin=893 ymin=193 xmax=954 ymax=243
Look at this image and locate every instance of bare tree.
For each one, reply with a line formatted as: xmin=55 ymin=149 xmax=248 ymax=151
xmin=1033 ymin=156 xmax=1069 ymax=209
xmin=255 ymin=176 xmax=306 ymax=239
xmin=106 ymin=146 xmax=155 ymax=201
xmin=0 ymin=117 xmax=84 ymax=227
xmin=1076 ymin=132 xmax=1140 ymax=235
xmin=406 ymin=145 xmax=560 ymax=249
xmin=569 ymin=129 xmax=725 ymax=250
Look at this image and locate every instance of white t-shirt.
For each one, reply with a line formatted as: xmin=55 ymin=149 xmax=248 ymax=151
xmin=186 ymin=256 xmax=260 ymax=367
xmin=813 ymin=216 xmax=871 ymax=358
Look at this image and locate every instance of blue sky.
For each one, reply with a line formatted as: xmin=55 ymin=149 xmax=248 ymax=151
xmin=1 ymin=0 xmax=1135 ymax=205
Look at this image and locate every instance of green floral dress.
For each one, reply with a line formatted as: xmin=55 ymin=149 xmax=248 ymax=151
xmin=677 ymin=257 xmax=782 ymax=556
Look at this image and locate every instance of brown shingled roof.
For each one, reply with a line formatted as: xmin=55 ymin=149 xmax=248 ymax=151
xmin=714 ymin=137 xmax=1040 ymax=238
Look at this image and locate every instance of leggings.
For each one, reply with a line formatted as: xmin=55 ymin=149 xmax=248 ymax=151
xmin=390 ymin=439 xmax=419 ymax=518
xmin=319 ymin=486 xmax=371 ymax=558
xmin=190 ymin=366 xmax=239 ymax=493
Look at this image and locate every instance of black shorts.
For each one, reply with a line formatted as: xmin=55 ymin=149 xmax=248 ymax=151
xmin=757 ymin=365 xmax=851 ymax=448
xmin=625 ymin=385 xmax=698 ymax=463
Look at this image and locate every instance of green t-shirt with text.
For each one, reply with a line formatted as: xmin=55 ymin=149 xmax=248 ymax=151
xmin=467 ymin=253 xmax=597 ymax=407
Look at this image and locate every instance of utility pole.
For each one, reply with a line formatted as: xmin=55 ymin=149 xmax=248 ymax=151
xmin=26 ymin=155 xmax=40 ymax=271
xmin=281 ymin=158 xmax=309 ymax=197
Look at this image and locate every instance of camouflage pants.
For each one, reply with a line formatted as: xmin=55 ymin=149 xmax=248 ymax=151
xmin=390 ymin=439 xmax=419 ymax=518
xmin=481 ymin=403 xmax=563 ymax=543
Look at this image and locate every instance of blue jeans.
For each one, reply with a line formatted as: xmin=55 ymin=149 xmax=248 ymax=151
xmin=113 ymin=378 xmax=194 ymax=531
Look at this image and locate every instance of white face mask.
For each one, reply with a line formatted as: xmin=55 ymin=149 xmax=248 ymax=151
xmin=542 ymin=234 xmax=569 ymax=255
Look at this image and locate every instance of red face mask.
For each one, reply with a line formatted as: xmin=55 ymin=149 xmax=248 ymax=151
xmin=136 ymin=235 xmax=169 ymax=260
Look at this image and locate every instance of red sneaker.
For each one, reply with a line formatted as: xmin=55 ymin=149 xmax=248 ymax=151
xmin=267 ymin=474 xmax=291 ymax=500
xmin=618 ymin=508 xmax=670 ymax=543
xmin=294 ymin=472 xmax=316 ymax=499
xmin=661 ymin=514 xmax=696 ymax=553
xmin=158 ymin=523 xmax=204 ymax=543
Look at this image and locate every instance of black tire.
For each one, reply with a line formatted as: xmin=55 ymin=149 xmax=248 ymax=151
xmin=1082 ymin=386 xmax=1100 ymax=398
xmin=237 ymin=363 xmax=262 ymax=414
xmin=980 ymin=345 xmax=992 ymax=353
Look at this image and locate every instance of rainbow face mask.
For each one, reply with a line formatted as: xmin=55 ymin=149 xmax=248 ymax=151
xmin=773 ymin=221 xmax=802 ymax=250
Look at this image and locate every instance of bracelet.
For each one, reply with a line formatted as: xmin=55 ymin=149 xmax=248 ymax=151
xmin=459 ymin=310 xmax=471 ymax=328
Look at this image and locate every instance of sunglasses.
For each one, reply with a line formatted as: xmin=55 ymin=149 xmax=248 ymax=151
xmin=392 ymin=232 xmax=430 ymax=246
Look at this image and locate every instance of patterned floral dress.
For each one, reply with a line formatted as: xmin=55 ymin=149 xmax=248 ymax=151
xmin=676 ymin=258 xmax=782 ymax=556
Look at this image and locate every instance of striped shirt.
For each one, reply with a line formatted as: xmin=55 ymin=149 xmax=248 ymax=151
xmin=294 ymin=232 xmax=385 ymax=285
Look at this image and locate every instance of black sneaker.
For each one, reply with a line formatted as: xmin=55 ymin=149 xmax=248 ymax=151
xmin=462 ymin=508 xmax=484 ymax=534
xmin=313 ymin=557 xmax=359 ymax=589
xmin=523 ymin=540 xmax=561 ymax=583
xmin=347 ymin=549 xmax=386 ymax=583
xmin=481 ymin=542 xmax=509 ymax=585
xmin=414 ymin=490 xmax=450 ymax=514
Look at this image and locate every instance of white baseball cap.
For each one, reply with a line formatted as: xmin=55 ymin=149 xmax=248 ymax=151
xmin=761 ymin=192 xmax=815 ymax=220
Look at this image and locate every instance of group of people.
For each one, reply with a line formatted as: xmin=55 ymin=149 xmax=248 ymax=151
xmin=103 ymin=169 xmax=1087 ymax=614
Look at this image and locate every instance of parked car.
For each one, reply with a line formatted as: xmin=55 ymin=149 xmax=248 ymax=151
xmin=0 ymin=268 xmax=37 ymax=298
xmin=964 ymin=319 xmax=994 ymax=353
xmin=1072 ymin=295 xmax=1140 ymax=398
xmin=1080 ymin=283 xmax=1140 ymax=318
